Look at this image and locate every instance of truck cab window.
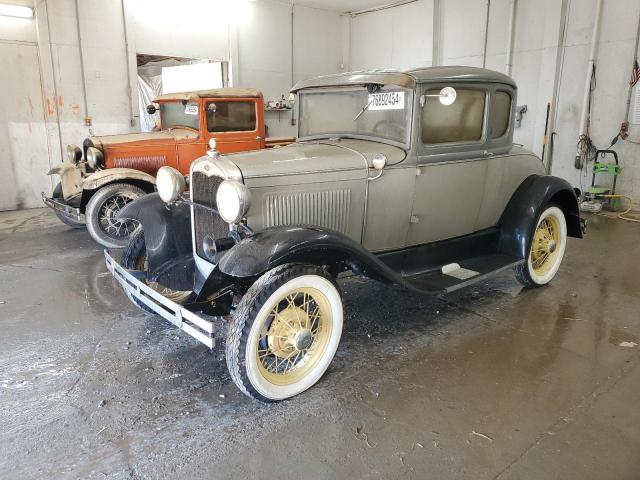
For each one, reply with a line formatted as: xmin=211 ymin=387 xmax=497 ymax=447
xmin=206 ymin=101 xmax=257 ymax=133
xmin=160 ymin=102 xmax=200 ymax=130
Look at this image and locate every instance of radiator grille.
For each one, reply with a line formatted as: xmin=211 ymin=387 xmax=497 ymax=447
xmin=264 ymin=189 xmax=351 ymax=234
xmin=191 ymin=171 xmax=228 ymax=259
xmin=114 ymin=155 xmax=166 ymax=172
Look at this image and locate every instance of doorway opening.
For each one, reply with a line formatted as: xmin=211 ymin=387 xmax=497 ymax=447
xmin=136 ymin=54 xmax=230 ymax=132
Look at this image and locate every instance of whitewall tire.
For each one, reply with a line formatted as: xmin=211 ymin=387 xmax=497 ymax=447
xmin=226 ymin=264 xmax=343 ymax=402
xmin=515 ymin=204 xmax=567 ymax=287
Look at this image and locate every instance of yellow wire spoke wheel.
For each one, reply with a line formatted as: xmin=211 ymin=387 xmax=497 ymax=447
xmin=530 ymin=215 xmax=561 ymax=277
xmin=226 ymin=265 xmax=344 ymax=402
xmin=256 ymin=288 xmax=333 ymax=386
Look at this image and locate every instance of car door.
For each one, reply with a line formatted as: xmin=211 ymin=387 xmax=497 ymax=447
xmin=474 ymin=87 xmax=520 ymax=230
xmin=204 ymin=98 xmax=265 ymax=154
xmin=406 ymin=84 xmax=490 ymax=246
xmin=360 ymin=146 xmax=416 ymax=253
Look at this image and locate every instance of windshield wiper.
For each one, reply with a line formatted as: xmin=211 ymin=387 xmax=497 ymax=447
xmin=353 ymin=98 xmax=373 ymax=122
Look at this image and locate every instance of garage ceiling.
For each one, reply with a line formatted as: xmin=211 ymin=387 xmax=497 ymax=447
xmin=294 ymin=0 xmax=396 ymax=14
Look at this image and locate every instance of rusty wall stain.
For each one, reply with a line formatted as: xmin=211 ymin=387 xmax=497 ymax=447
xmin=46 ymin=98 xmax=55 ymax=116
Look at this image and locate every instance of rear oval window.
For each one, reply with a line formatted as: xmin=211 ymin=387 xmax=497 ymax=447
xmin=490 ymin=91 xmax=511 ymax=139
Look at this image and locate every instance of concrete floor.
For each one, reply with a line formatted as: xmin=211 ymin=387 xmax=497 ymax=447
xmin=1 ymin=208 xmax=639 ymax=479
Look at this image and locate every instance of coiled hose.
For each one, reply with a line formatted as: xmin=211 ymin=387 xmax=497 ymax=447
xmin=600 ymin=194 xmax=640 ymax=223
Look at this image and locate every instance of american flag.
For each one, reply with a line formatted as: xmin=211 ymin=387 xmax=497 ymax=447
xmin=631 ymin=59 xmax=640 ymax=87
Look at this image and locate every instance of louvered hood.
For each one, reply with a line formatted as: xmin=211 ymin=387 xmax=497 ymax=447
xmin=225 ymin=139 xmax=407 ymax=185
xmin=225 ymin=141 xmax=368 ymax=181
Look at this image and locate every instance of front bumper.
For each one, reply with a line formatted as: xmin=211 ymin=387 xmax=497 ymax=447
xmin=42 ymin=192 xmax=84 ymax=222
xmin=104 ymin=250 xmax=215 ymax=348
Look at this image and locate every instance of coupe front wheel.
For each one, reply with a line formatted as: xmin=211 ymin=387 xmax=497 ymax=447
xmin=515 ymin=204 xmax=567 ymax=288
xmin=226 ymin=264 xmax=344 ymax=402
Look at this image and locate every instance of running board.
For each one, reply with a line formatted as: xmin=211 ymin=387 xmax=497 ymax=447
xmin=402 ymin=254 xmax=524 ymax=293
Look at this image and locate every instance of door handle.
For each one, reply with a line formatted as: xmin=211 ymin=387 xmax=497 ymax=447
xmin=256 ymin=136 xmax=264 ymax=140
xmin=483 ymin=150 xmax=494 ymax=157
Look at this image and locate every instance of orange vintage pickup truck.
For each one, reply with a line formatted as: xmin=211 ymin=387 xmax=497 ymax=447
xmin=43 ymin=87 xmax=293 ymax=248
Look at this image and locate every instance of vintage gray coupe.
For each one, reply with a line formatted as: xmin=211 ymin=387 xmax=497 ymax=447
xmin=105 ymin=66 xmax=583 ymax=401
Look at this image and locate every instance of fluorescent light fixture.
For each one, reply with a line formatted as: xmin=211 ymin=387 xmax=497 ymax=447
xmin=0 ymin=4 xmax=34 ymax=18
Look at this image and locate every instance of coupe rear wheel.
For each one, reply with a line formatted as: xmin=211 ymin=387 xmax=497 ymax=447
xmin=121 ymin=228 xmax=192 ymax=313
xmin=226 ymin=264 xmax=344 ymax=402
xmin=515 ymin=204 xmax=567 ymax=288
xmin=85 ymin=183 xmax=144 ymax=248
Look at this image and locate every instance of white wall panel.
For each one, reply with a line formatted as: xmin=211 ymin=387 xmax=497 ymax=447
xmin=127 ymin=0 xmax=229 ymax=60
xmin=351 ymin=10 xmax=394 ymax=70
xmin=293 ymin=5 xmax=343 ymax=82
xmin=236 ymin=1 xmax=293 ymax=137
xmin=440 ymin=0 xmax=485 ymax=65
xmin=390 ymin=1 xmax=433 ymax=70
xmin=0 ymin=43 xmax=51 ymax=210
xmin=238 ymin=3 xmax=343 ymax=137
xmin=351 ymin=0 xmax=433 ymax=71
xmin=0 ymin=14 xmax=36 ymax=43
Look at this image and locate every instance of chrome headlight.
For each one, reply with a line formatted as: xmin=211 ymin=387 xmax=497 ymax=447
xmin=216 ymin=180 xmax=251 ymax=224
xmin=86 ymin=147 xmax=104 ymax=169
xmin=156 ymin=166 xmax=186 ymax=203
xmin=67 ymin=144 xmax=82 ymax=164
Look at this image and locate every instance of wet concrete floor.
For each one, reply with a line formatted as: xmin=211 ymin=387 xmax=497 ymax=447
xmin=0 ymin=208 xmax=639 ymax=479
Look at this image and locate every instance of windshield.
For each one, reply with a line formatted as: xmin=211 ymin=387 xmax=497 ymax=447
xmin=160 ymin=101 xmax=200 ymax=130
xmin=298 ymin=86 xmax=413 ymax=147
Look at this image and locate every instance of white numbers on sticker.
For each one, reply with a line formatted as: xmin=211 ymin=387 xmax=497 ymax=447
xmin=368 ymin=91 xmax=405 ymax=110
xmin=184 ymin=104 xmax=199 ymax=115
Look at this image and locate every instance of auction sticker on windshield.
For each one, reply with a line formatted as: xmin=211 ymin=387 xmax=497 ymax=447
xmin=185 ymin=103 xmax=199 ymax=115
xmin=368 ymin=91 xmax=404 ymax=110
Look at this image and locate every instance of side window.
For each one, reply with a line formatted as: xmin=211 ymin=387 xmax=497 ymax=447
xmin=490 ymin=91 xmax=511 ymax=139
xmin=206 ymin=101 xmax=257 ymax=132
xmin=421 ymin=88 xmax=486 ymax=145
